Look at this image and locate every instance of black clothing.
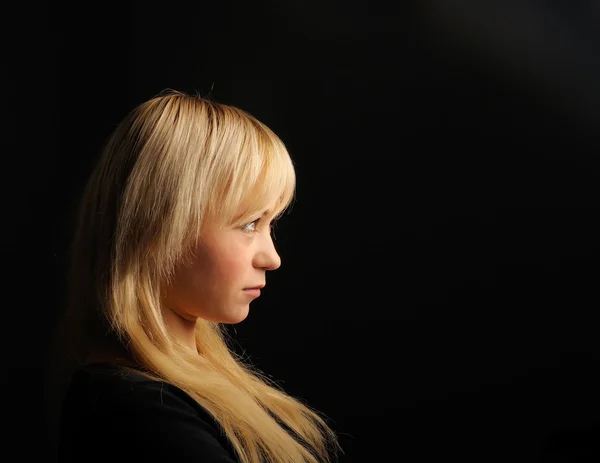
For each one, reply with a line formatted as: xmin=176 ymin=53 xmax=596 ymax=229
xmin=58 ymin=363 xmax=239 ymax=462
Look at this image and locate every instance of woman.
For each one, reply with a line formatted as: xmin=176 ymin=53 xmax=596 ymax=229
xmin=45 ymin=90 xmax=343 ymax=463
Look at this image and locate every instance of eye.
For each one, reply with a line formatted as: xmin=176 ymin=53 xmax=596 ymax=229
xmin=241 ymin=219 xmax=260 ymax=233
xmin=241 ymin=217 xmax=279 ymax=238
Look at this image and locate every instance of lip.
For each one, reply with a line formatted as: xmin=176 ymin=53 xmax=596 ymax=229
xmin=243 ymin=284 xmax=264 ymax=298
xmin=244 ymin=284 xmax=265 ymax=290
xmin=243 ymin=288 xmax=262 ymax=298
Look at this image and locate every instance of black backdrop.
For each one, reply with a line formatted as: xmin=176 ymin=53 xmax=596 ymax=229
xmin=4 ymin=1 xmax=599 ymax=461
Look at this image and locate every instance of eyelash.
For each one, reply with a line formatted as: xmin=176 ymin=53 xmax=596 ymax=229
xmin=241 ymin=218 xmax=278 ymax=237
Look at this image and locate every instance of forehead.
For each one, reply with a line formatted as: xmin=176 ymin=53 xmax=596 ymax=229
xmin=257 ymin=207 xmax=279 ymax=221
xmin=235 ymin=186 xmax=285 ymax=217
xmin=241 ymin=202 xmax=282 ymax=222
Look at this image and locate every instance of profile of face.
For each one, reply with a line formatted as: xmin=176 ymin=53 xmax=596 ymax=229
xmin=162 ymin=207 xmax=282 ymax=326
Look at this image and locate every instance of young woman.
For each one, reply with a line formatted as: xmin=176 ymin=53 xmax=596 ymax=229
xmin=45 ymin=90 xmax=343 ymax=463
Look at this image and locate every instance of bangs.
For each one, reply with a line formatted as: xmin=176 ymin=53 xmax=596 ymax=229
xmin=210 ymin=115 xmax=296 ymax=228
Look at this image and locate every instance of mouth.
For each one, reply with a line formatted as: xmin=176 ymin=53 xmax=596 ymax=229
xmin=243 ymin=287 xmax=262 ymax=298
xmin=244 ymin=285 xmax=265 ymax=290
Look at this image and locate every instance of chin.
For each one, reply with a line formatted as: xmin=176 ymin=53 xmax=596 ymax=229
xmin=228 ymin=312 xmax=250 ymax=324
xmin=217 ymin=306 xmax=250 ymax=325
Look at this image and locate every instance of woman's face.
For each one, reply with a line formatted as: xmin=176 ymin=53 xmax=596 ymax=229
xmin=162 ymin=208 xmax=282 ymax=327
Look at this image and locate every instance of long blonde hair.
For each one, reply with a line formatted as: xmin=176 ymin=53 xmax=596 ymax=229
xmin=45 ymin=90 xmax=343 ymax=463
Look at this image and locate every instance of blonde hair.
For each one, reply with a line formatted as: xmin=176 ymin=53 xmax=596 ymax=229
xmin=45 ymin=90 xmax=343 ymax=463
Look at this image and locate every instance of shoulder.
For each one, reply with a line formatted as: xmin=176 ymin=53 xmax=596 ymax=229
xmin=64 ymin=363 xmax=198 ymax=413
xmin=59 ymin=363 xmax=238 ymax=462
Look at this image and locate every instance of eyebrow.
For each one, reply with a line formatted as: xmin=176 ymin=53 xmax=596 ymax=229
xmin=262 ymin=209 xmax=284 ymax=222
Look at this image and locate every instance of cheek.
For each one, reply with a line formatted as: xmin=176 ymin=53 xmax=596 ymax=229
xmin=193 ymin=237 xmax=250 ymax=291
xmin=214 ymin=255 xmax=247 ymax=282
xmin=202 ymin=246 xmax=247 ymax=285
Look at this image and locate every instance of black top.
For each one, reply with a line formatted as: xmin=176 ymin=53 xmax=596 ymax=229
xmin=58 ymin=363 xmax=240 ymax=462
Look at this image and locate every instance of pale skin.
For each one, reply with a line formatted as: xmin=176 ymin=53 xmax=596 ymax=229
xmin=83 ymin=206 xmax=282 ymax=366
xmin=161 ymin=207 xmax=282 ymax=352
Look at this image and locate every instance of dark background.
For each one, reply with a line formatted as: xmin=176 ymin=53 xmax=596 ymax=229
xmin=4 ymin=1 xmax=599 ymax=461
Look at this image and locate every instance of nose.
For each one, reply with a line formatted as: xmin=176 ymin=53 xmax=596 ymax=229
xmin=254 ymin=234 xmax=282 ymax=271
